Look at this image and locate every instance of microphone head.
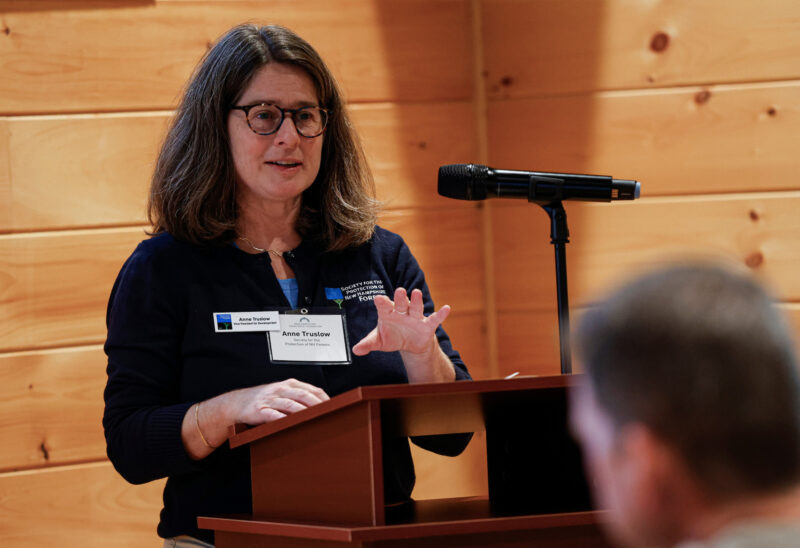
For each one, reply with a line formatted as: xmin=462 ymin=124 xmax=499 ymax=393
xmin=438 ymin=164 xmax=489 ymax=201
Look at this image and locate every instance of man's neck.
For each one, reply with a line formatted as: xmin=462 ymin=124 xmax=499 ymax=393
xmin=680 ymin=485 xmax=800 ymax=544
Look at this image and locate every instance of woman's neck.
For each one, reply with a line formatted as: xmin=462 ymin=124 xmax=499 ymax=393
xmin=236 ymin=196 xmax=303 ymax=253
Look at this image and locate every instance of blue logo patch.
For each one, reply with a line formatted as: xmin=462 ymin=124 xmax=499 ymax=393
xmin=325 ymin=287 xmax=345 ymax=309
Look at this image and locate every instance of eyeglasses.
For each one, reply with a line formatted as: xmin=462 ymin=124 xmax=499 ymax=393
xmin=230 ymin=103 xmax=329 ymax=138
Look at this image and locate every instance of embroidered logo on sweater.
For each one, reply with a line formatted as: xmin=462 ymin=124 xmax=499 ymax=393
xmin=340 ymin=280 xmax=387 ymax=304
xmin=325 ymin=287 xmax=344 ymax=309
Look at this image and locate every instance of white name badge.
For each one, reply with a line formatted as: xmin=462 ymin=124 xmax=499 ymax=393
xmin=213 ymin=311 xmax=280 ymax=332
xmin=267 ymin=313 xmax=351 ymax=365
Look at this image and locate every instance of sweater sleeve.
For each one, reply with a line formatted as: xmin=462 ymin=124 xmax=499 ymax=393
xmin=102 ymin=241 xmax=201 ymax=484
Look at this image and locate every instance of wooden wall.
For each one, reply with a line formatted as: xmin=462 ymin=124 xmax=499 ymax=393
xmin=481 ymin=0 xmax=800 ymax=376
xmin=2 ymin=0 xmax=799 ymax=545
xmin=0 ymin=0 xmax=485 ymax=544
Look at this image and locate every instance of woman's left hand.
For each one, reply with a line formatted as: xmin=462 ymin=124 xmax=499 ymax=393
xmin=352 ymin=287 xmax=456 ymax=382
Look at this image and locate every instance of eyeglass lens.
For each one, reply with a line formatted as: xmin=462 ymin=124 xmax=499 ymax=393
xmin=247 ymin=104 xmax=326 ymax=137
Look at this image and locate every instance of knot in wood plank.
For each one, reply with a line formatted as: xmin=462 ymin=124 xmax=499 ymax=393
xmin=694 ymin=90 xmax=711 ymax=104
xmin=745 ymin=251 xmax=764 ymax=269
xmin=650 ymin=32 xmax=670 ymax=53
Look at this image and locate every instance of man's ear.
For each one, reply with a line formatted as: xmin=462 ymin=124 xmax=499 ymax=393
xmin=617 ymin=424 xmax=693 ymax=543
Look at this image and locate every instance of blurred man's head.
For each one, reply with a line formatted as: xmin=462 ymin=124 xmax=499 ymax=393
xmin=571 ymin=264 xmax=800 ymax=547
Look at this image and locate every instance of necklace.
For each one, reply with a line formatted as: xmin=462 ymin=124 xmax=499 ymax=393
xmin=237 ymin=236 xmax=285 ymax=258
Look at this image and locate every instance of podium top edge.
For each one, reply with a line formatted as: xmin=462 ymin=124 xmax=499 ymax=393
xmin=228 ymin=374 xmax=579 ymax=448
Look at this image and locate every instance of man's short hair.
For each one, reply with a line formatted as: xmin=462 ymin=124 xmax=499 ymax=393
xmin=577 ymin=263 xmax=800 ymax=500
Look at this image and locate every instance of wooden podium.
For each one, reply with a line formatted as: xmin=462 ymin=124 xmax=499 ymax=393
xmin=198 ymin=375 xmax=611 ymax=547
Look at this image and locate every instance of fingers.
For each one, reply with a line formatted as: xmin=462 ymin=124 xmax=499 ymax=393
xmin=284 ymin=378 xmax=330 ymax=402
xmin=263 ymin=396 xmax=307 ymax=415
xmin=258 ymin=407 xmax=287 ymax=421
xmin=392 ymin=287 xmax=445 ymax=323
xmin=393 ymin=287 xmax=409 ymax=315
xmin=352 ymin=327 xmax=379 ymax=356
xmin=392 ymin=287 xmax=425 ymax=319
xmin=240 ymin=379 xmax=330 ymax=425
xmin=373 ymin=294 xmax=394 ymax=316
xmin=408 ymin=289 xmax=424 ymax=318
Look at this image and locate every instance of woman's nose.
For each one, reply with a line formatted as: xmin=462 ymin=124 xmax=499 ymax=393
xmin=274 ymin=114 xmax=301 ymax=146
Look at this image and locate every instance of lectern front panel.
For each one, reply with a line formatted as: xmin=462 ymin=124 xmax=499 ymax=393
xmin=249 ymin=400 xmax=385 ymax=526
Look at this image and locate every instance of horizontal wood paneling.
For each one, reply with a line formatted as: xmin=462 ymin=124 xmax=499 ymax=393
xmin=0 ymin=0 xmax=473 ymax=114
xmin=0 ymin=345 xmax=106 ymax=471
xmin=353 ymin=101 xmax=478 ymax=211
xmin=0 ymin=227 xmax=149 ymax=351
xmin=498 ymin=303 xmax=800 ymax=379
xmin=491 ymin=193 xmax=800 ymax=312
xmin=0 ymin=461 xmax=165 ymax=546
xmin=0 ymin=208 xmax=482 ymax=352
xmin=411 ymin=430 xmax=487 ymax=501
xmin=487 ymin=82 xmax=800 ymax=196
xmin=0 ymin=101 xmax=474 ymax=232
xmin=0 ymin=314 xmax=485 ymax=474
xmin=496 ymin=308 xmax=560 ymax=378
xmin=0 ymin=119 xmax=9 ymax=225
xmin=1 ymin=113 xmax=165 ymax=231
xmin=440 ymin=311 xmax=488 ymax=381
xmin=379 ymin=206 xmax=485 ymax=314
xmin=482 ymin=0 xmax=800 ymax=99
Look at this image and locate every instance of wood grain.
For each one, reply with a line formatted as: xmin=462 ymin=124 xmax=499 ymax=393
xmin=0 ymin=345 xmax=106 ymax=472
xmin=0 ymin=461 xmax=165 ymax=547
xmin=0 ymin=227 xmax=149 ymax=351
xmin=379 ymin=206 xmax=486 ymax=314
xmin=0 ymin=208 xmax=483 ymax=352
xmin=0 ymin=119 xmax=9 ymax=226
xmin=0 ymin=313 xmax=484 ymax=474
xmin=496 ymin=303 xmax=800 ymax=379
xmin=0 ymin=101 xmax=475 ymax=232
xmin=441 ymin=311 xmax=488 ymax=381
xmin=495 ymin=308 xmax=561 ymax=378
xmin=0 ymin=0 xmax=473 ymax=114
xmin=1 ymin=113 xmax=166 ymax=231
xmin=409 ymin=430 xmax=488 ymax=501
xmin=491 ymin=193 xmax=800 ymax=313
xmin=352 ymin=101 xmax=478 ymax=211
xmin=482 ymin=0 xmax=800 ymax=98
xmin=487 ymin=81 xmax=800 ymax=196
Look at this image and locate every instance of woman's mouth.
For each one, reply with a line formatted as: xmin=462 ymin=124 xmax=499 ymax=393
xmin=267 ymin=160 xmax=302 ymax=168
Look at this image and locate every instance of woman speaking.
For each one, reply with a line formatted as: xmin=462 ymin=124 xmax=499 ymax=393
xmin=102 ymin=24 xmax=470 ymax=547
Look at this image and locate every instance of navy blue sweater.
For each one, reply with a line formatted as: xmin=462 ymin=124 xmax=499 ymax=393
xmin=103 ymin=227 xmax=470 ymax=542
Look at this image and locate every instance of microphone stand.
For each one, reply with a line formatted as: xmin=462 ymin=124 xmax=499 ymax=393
xmin=530 ymin=177 xmax=572 ymax=374
xmin=541 ymin=202 xmax=571 ymax=374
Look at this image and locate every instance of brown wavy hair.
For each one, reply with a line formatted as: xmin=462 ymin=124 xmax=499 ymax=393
xmin=148 ymin=24 xmax=379 ymax=250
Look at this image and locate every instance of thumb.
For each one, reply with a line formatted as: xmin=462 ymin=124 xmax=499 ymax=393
xmin=352 ymin=327 xmax=380 ymax=356
xmin=428 ymin=304 xmax=451 ymax=327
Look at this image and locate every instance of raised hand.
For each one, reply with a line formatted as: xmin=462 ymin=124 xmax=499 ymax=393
xmin=351 ymin=287 xmax=450 ymax=356
xmin=352 ymin=287 xmax=455 ymax=384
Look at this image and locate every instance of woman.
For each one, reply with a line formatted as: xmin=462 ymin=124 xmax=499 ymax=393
xmin=102 ymin=24 xmax=470 ymax=546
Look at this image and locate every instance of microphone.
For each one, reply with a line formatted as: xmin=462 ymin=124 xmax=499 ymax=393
xmin=438 ymin=163 xmax=640 ymax=203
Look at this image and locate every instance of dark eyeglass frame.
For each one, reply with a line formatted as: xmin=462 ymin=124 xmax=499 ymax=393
xmin=230 ymin=103 xmax=330 ymax=138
